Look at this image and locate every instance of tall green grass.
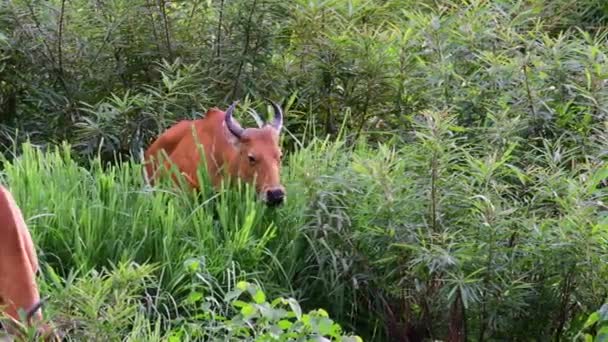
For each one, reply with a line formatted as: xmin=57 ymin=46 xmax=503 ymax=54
xmin=0 ymin=141 xmax=302 ymax=293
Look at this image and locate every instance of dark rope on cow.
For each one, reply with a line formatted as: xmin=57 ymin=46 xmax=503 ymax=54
xmin=26 ymin=297 xmax=48 ymax=322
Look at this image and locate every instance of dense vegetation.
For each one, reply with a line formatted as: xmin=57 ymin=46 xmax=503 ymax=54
xmin=1 ymin=0 xmax=607 ymax=341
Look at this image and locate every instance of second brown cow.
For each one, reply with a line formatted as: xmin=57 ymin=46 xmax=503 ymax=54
xmin=143 ymin=101 xmax=286 ymax=206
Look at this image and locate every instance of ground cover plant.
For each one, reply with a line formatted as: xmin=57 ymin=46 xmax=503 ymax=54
xmin=1 ymin=0 xmax=608 ymax=341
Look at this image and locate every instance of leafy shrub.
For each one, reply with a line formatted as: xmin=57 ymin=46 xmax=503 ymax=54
xmin=2 ymin=0 xmax=608 ymax=153
xmin=6 ymin=261 xmax=359 ymax=341
xmin=575 ymin=303 xmax=608 ymax=342
xmin=172 ymin=275 xmax=362 ymax=341
xmin=39 ymin=262 xmax=163 ymax=341
xmin=287 ymin=111 xmax=608 ymax=340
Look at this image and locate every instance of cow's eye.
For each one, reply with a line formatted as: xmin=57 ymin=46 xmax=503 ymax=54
xmin=248 ymin=154 xmax=256 ymax=164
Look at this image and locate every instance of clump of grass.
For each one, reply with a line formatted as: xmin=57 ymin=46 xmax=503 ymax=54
xmin=0 ymin=141 xmax=292 ymax=311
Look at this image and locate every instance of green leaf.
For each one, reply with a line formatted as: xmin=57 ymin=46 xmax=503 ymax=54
xmin=186 ymin=292 xmax=203 ymax=304
xmin=253 ymin=289 xmax=266 ymax=304
xmin=258 ymin=303 xmax=275 ymax=319
xmin=225 ymin=289 xmax=244 ymax=302
xmin=301 ymin=314 xmax=310 ymax=325
xmin=44 ymin=264 xmax=64 ymax=288
xmin=184 ymin=259 xmax=200 ymax=272
xmin=318 ymin=318 xmax=335 ymax=335
xmin=584 ymin=312 xmax=600 ymax=329
xmin=448 ymin=124 xmax=466 ymax=132
xmin=241 ymin=303 xmax=257 ymax=317
xmin=599 ymin=304 xmax=608 ymax=322
xmin=351 ymin=162 xmax=368 ymax=174
xmin=316 ymin=309 xmax=329 ymax=318
xmin=232 ymin=300 xmax=249 ymax=308
xmin=271 ymin=297 xmax=285 ymax=307
xmin=390 ymin=243 xmax=418 ymax=250
xmin=278 ymin=320 xmax=293 ymax=330
xmin=287 ymin=298 xmax=302 ymax=320
xmin=590 ymin=167 xmax=608 ymax=194
xmin=236 ymin=281 xmax=249 ymax=291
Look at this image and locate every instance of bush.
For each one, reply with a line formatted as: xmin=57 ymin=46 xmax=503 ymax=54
xmin=8 ymin=261 xmax=359 ymax=341
xmin=173 ymin=273 xmax=362 ymax=341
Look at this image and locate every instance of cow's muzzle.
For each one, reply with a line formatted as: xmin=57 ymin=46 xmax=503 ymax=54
xmin=264 ymin=187 xmax=285 ymax=206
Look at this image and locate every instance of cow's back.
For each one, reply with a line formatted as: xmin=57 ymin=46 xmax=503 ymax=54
xmin=144 ymin=119 xmax=196 ymax=183
xmin=144 ymin=108 xmax=235 ymax=188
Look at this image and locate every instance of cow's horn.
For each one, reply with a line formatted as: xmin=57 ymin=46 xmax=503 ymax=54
xmin=225 ymin=101 xmax=244 ymax=139
xmin=267 ymin=99 xmax=283 ymax=132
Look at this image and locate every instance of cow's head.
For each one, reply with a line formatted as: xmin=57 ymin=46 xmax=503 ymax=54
xmin=224 ymin=100 xmax=285 ymax=206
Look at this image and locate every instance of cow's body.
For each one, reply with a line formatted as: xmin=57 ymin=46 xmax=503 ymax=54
xmin=144 ymin=108 xmax=239 ymax=190
xmin=144 ymin=101 xmax=286 ymax=205
xmin=0 ymin=185 xmax=58 ymax=341
xmin=0 ymin=185 xmax=41 ymax=323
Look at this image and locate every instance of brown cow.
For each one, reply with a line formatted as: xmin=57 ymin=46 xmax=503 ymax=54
xmin=0 ymin=185 xmax=58 ymax=341
xmin=144 ymin=100 xmax=286 ymax=206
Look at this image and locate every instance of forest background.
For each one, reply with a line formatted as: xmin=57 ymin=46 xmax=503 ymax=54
xmin=1 ymin=0 xmax=608 ymax=341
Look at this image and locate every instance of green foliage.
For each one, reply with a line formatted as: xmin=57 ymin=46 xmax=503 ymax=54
xmin=40 ymin=262 xmax=163 ymax=341
xmin=1 ymin=0 xmax=607 ymax=341
xmin=575 ymin=303 xmax=608 ymax=342
xmin=4 ymin=261 xmax=358 ymax=341
xmin=0 ymin=118 xmax=605 ymax=340
xmin=2 ymin=0 xmax=608 ymax=151
xmin=171 ymin=276 xmax=362 ymax=341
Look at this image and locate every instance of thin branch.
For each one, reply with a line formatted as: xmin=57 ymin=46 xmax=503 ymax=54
xmin=215 ymin=0 xmax=225 ymax=59
xmin=157 ymin=0 xmax=173 ymax=59
xmin=145 ymin=0 xmax=163 ymax=58
xmin=231 ymin=0 xmax=259 ymax=100
xmin=522 ymin=58 xmax=537 ymax=120
xmin=57 ymin=0 xmax=66 ymax=76
xmin=23 ymin=0 xmax=69 ymax=92
xmin=24 ymin=0 xmax=57 ymax=65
